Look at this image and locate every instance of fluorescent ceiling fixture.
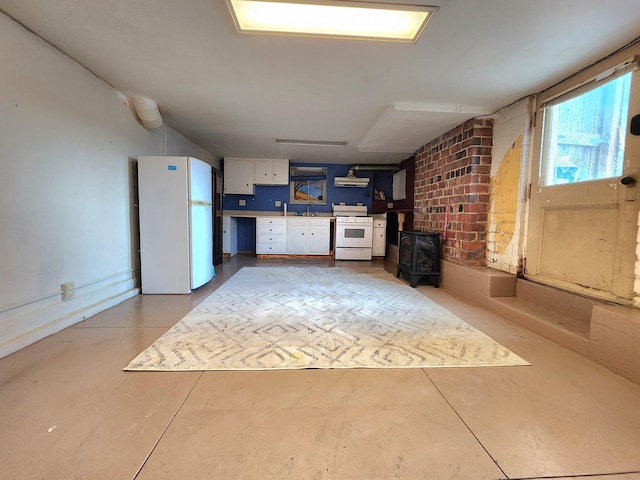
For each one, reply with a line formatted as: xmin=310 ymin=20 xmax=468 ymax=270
xmin=226 ymin=0 xmax=438 ymax=42
xmin=276 ymin=138 xmax=348 ymax=146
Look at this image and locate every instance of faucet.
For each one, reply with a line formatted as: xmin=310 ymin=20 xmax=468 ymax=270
xmin=307 ymin=202 xmax=313 ymax=216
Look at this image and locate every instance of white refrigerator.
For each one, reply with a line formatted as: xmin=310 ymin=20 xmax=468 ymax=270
xmin=138 ymin=156 xmax=213 ymax=294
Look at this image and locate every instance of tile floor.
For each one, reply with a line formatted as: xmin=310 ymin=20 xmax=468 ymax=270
xmin=1 ymin=255 xmax=640 ymax=480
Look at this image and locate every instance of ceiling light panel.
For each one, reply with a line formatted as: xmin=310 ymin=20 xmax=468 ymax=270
xmin=226 ymin=0 xmax=437 ymax=42
xmin=276 ymin=138 xmax=348 ymax=146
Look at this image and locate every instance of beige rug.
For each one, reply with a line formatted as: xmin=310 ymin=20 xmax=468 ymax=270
xmin=125 ymin=267 xmax=529 ymax=371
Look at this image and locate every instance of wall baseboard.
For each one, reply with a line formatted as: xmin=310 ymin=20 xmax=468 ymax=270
xmin=0 ymin=276 xmax=139 ymax=359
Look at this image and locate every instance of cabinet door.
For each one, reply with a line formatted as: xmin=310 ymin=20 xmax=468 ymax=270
xmin=222 ymin=217 xmax=230 ymax=254
xmin=253 ymin=160 xmax=272 ymax=185
xmin=254 ymin=159 xmax=289 ymax=185
xmin=372 ymin=227 xmax=386 ymax=256
xmin=224 ymin=158 xmax=254 ymax=194
xmin=287 ymin=219 xmax=307 ymax=254
xmin=308 ymin=225 xmax=329 ymax=254
xmin=307 ymin=218 xmax=329 ymax=254
xmin=222 ymin=216 xmax=238 ymax=256
xmin=271 ymin=159 xmax=289 ymax=185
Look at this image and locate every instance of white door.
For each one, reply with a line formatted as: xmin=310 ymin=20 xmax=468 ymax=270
xmin=526 ymin=56 xmax=640 ymax=303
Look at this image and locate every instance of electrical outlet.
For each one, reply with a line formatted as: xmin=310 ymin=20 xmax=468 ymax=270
xmin=239 ymin=199 xmax=246 ymax=206
xmin=387 ymin=202 xmax=393 ymax=209
xmin=61 ymin=282 xmax=75 ymax=301
xmin=275 ymin=200 xmax=281 ymax=207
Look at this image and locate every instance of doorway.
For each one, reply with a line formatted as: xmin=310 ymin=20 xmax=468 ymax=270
xmin=526 ymin=50 xmax=640 ymax=303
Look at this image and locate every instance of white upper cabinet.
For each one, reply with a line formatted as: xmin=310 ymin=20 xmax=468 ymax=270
xmin=254 ymin=159 xmax=289 ymax=185
xmin=224 ymin=158 xmax=289 ymax=194
xmin=224 ymin=158 xmax=254 ymax=194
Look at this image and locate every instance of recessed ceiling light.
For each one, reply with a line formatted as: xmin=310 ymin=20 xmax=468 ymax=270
xmin=275 ymin=138 xmax=348 ymax=146
xmin=226 ymin=0 xmax=438 ymax=43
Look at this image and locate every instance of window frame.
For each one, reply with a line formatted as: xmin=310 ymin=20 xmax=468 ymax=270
xmin=289 ymin=167 xmax=328 ymax=205
xmin=535 ymin=56 xmax=638 ymax=188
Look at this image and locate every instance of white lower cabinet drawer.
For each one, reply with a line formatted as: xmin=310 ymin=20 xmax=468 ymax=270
xmin=257 ymin=241 xmax=286 ymax=254
xmin=256 ymin=217 xmax=287 ymax=254
xmin=257 ymin=217 xmax=286 ymax=228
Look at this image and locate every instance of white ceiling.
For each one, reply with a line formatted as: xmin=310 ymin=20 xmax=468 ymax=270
xmin=2 ymin=0 xmax=640 ymax=165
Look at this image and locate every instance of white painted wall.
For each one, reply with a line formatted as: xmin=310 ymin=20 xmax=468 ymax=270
xmin=0 ymin=13 xmax=217 ymax=358
xmin=165 ymin=128 xmax=220 ymax=170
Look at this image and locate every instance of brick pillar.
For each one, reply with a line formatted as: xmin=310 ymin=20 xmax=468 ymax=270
xmin=413 ymin=118 xmax=493 ymax=266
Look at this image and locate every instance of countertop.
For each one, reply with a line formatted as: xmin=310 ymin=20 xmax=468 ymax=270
xmin=222 ymin=210 xmax=387 ymax=220
xmin=223 ymin=210 xmax=334 ymax=218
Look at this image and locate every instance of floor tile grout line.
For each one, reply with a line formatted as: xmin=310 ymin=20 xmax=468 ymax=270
xmin=507 ymin=472 xmax=640 ymax=480
xmin=421 ymin=368 xmax=510 ymax=480
xmin=132 ymin=370 xmax=205 ymax=480
xmin=421 ymin=371 xmax=640 ymax=480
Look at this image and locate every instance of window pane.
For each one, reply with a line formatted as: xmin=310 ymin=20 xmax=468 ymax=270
xmin=542 ymin=72 xmax=631 ymax=186
xmin=294 ymin=179 xmax=324 ymax=201
xmin=289 ymin=166 xmax=327 ymax=204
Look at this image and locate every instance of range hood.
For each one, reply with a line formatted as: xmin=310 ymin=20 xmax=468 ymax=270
xmin=333 ymin=164 xmax=399 ymax=187
xmin=334 ymin=172 xmax=370 ymax=187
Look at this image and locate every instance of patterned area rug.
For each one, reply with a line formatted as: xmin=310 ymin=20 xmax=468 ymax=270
xmin=125 ymin=267 xmax=529 ymax=371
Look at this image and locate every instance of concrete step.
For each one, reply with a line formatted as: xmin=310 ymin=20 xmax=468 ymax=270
xmin=441 ymin=261 xmax=593 ymax=355
xmin=487 ymin=295 xmax=590 ymax=355
xmin=486 ymin=278 xmax=600 ymax=355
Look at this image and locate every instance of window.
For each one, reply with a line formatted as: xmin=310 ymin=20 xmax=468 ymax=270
xmin=541 ymin=72 xmax=631 ymax=186
xmin=289 ymin=166 xmax=327 ymax=204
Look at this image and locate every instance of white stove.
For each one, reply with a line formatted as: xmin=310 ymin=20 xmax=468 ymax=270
xmin=333 ymin=205 xmax=373 ymax=260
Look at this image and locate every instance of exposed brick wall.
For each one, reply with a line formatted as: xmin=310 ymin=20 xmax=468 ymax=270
xmin=413 ymin=118 xmax=493 ymax=265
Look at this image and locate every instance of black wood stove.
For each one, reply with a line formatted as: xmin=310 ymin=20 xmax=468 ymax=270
xmin=396 ymin=231 xmax=440 ymax=288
